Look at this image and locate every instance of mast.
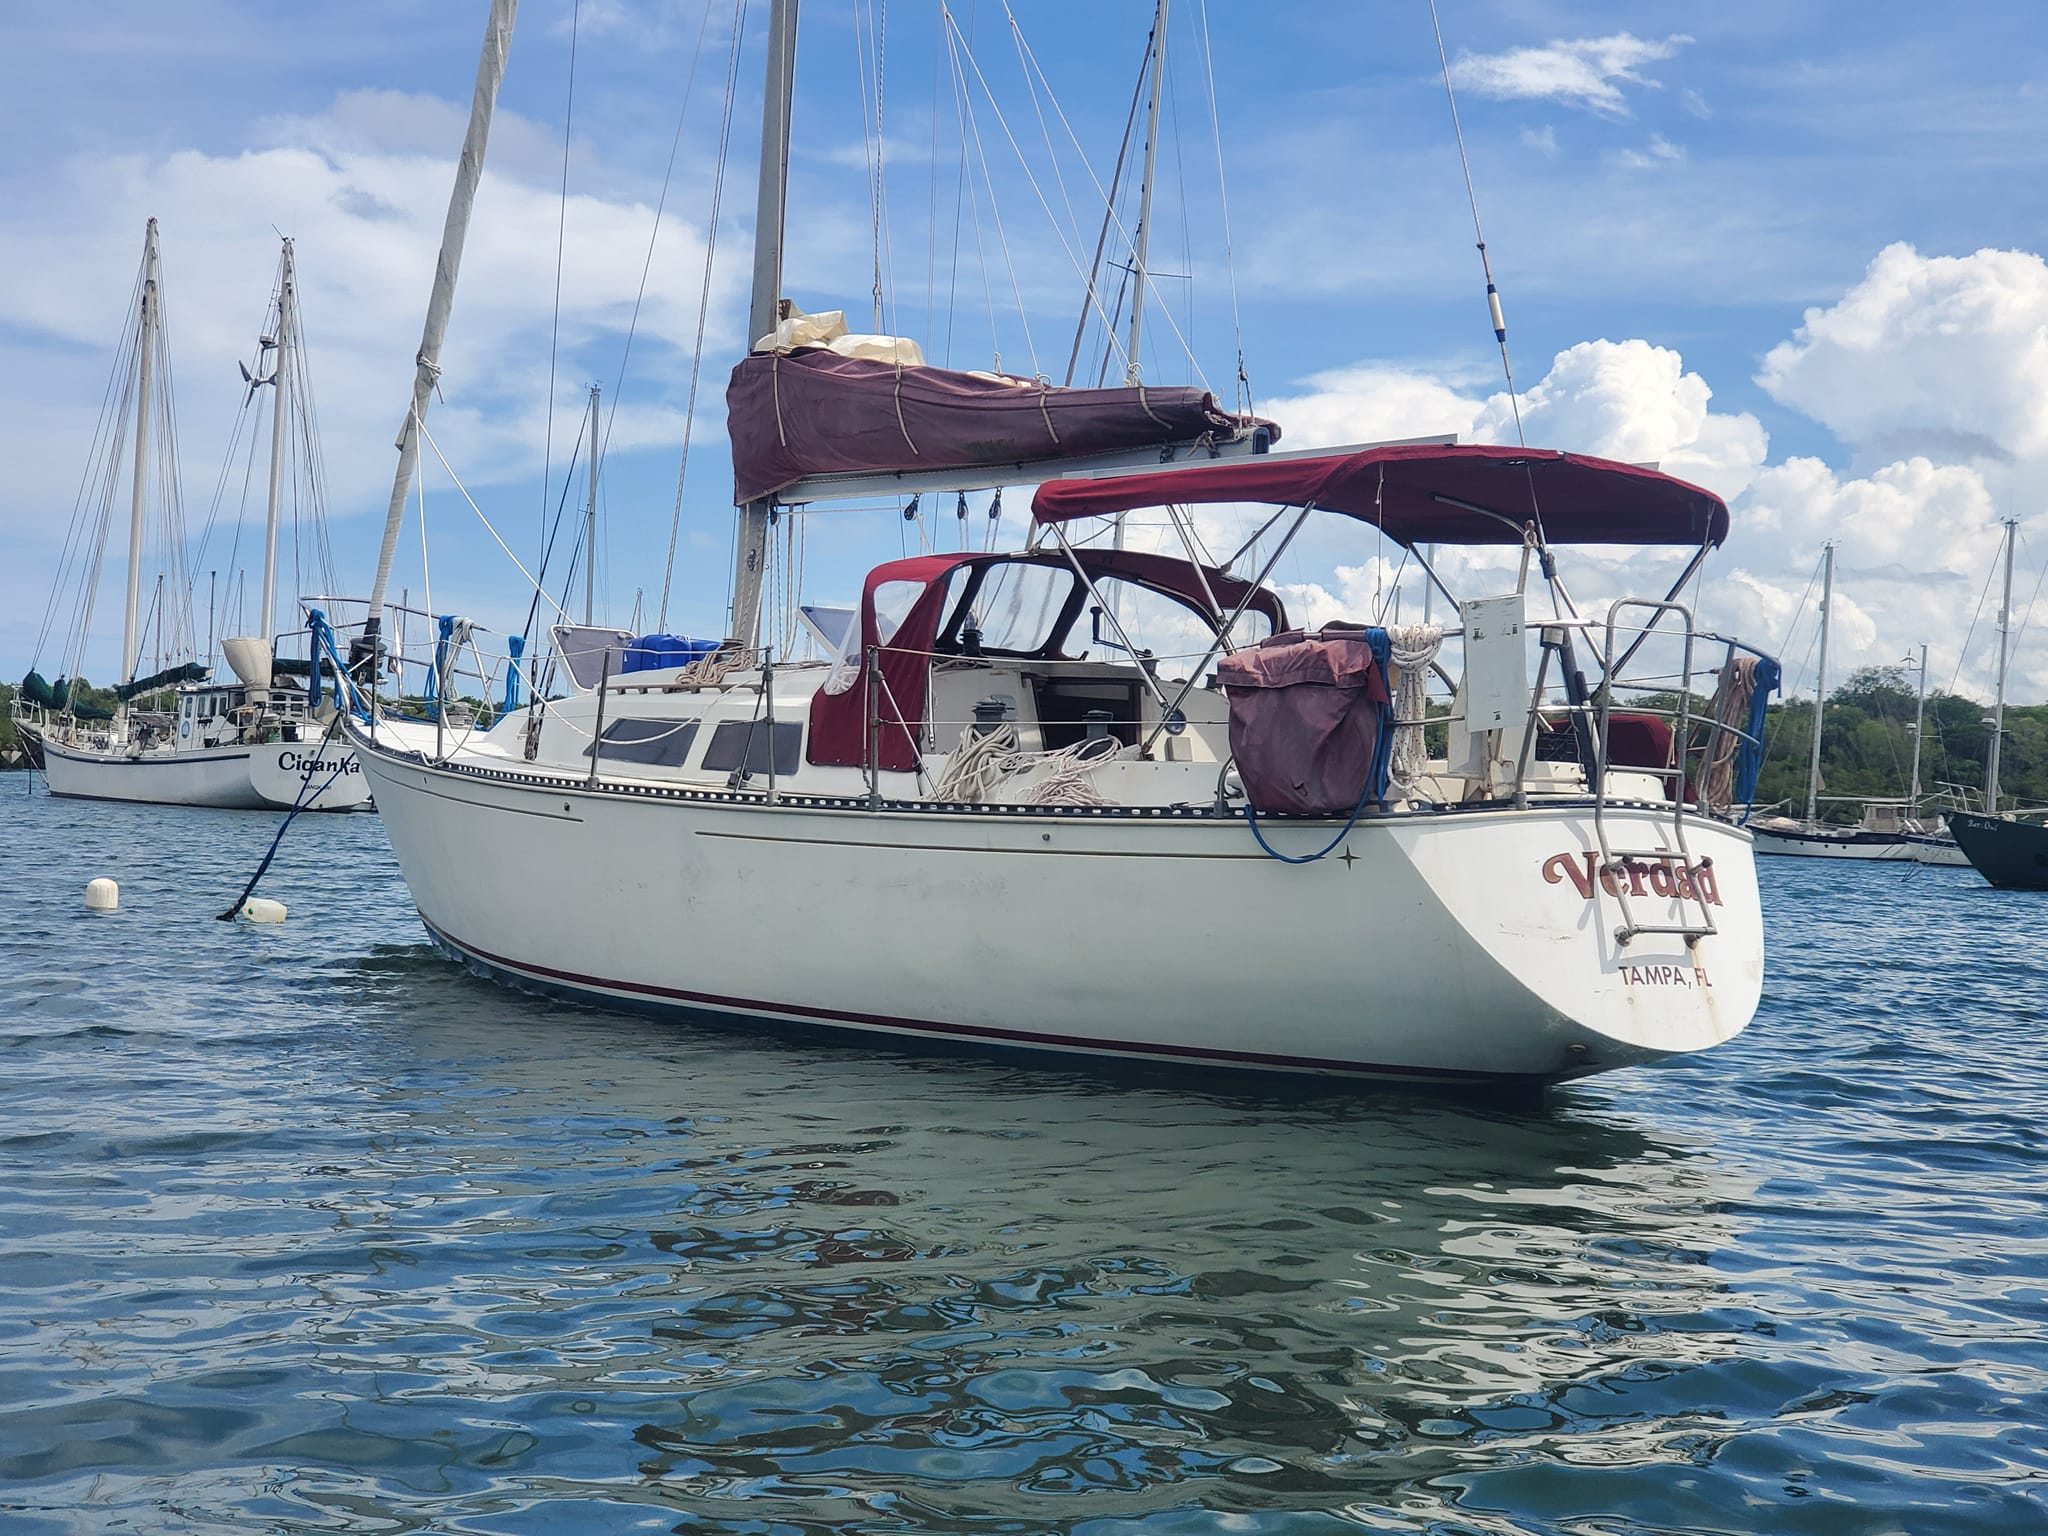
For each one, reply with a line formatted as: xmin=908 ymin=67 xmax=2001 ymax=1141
xmin=584 ymin=384 xmax=600 ymax=625
xmin=362 ymin=0 xmax=519 ymax=657
xmin=120 ymin=217 xmax=161 ymax=714
xmin=1987 ymin=517 xmax=2016 ymax=815
xmin=729 ymin=0 xmax=800 ymax=653
xmin=259 ymin=238 xmax=294 ymax=643
xmin=1805 ymin=541 xmax=1832 ymax=827
xmin=1907 ymin=641 xmax=1927 ymax=810
xmin=1122 ymin=0 xmax=1168 ymax=387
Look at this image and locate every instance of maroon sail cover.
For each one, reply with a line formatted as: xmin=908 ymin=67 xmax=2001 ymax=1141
xmin=1216 ymin=627 xmax=1390 ymax=816
xmin=729 ymin=349 xmax=1277 ymax=504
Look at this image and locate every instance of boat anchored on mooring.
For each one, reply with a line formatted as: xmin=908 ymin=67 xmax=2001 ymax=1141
xmin=319 ymin=0 xmax=1784 ymax=1087
xmin=19 ymin=229 xmax=367 ymax=812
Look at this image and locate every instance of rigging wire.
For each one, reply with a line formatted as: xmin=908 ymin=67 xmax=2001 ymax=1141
xmin=941 ymin=11 xmax=1028 ymax=372
xmin=925 ymin=0 xmax=943 ymax=350
xmin=594 ymin=0 xmax=720 ymax=485
xmin=1059 ymin=38 xmax=1147 ymax=386
xmin=985 ymin=6 xmax=1212 ymax=390
xmin=519 ymin=428 xmax=588 ymax=645
xmin=1003 ymin=5 xmax=1089 ymax=279
xmin=2003 ymin=527 xmax=2047 ymax=656
xmin=1754 ymin=551 xmax=1827 ymax=772
xmin=416 ymin=417 xmax=567 ymax=622
xmin=1167 ymin=19 xmax=1194 ymax=375
xmin=1194 ymin=0 xmax=1249 ymax=412
xmin=538 ymin=0 xmax=581 ymax=578
xmin=853 ymin=0 xmax=897 ymax=333
xmin=1427 ymin=0 xmax=1521 ymax=450
xmin=1427 ymin=0 xmax=1557 ymax=585
xmin=657 ymin=0 xmax=748 ymax=632
xmin=855 ymin=0 xmax=884 ymax=327
xmin=940 ymin=0 xmax=980 ymax=368
xmin=1944 ymin=546 xmax=2001 ymax=695
xmin=32 ymin=258 xmax=144 ymax=671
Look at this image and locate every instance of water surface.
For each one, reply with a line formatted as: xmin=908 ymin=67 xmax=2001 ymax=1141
xmin=2 ymin=785 xmax=2044 ymax=1532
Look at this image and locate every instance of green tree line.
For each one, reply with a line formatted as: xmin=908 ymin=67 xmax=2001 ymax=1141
xmin=1748 ymin=665 xmax=2045 ymax=818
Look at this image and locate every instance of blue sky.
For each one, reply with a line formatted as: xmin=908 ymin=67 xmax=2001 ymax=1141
xmin=4 ymin=1 xmax=2047 ymax=702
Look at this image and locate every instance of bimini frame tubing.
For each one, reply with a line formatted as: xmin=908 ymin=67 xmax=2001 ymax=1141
xmin=1136 ymin=501 xmax=1318 ymax=758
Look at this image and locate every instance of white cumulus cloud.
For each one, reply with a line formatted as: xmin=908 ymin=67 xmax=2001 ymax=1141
xmin=1757 ymin=242 xmax=2048 ymax=465
xmin=1447 ymin=33 xmax=1691 ymax=115
xmin=1265 ymin=341 xmax=1764 ymax=505
xmin=1473 ymin=339 xmax=1768 ymax=503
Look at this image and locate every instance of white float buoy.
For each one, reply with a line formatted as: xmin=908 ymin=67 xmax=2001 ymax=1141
xmin=84 ymin=878 xmax=120 ymax=912
xmin=240 ymin=897 xmax=288 ymax=924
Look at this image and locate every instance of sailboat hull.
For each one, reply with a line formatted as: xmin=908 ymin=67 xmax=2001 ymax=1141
xmin=352 ymin=727 xmax=1763 ymax=1087
xmin=1951 ymin=812 xmax=2048 ymax=890
xmin=1751 ymin=825 xmax=1917 ymax=860
xmin=27 ymin=726 xmax=370 ymax=812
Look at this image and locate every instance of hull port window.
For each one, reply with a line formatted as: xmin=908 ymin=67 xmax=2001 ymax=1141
xmin=586 ymin=718 xmax=701 ymax=767
xmin=702 ymin=720 xmax=804 ymax=778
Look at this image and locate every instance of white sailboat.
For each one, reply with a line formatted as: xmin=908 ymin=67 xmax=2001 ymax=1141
xmin=1900 ymin=640 xmax=1971 ymax=865
xmin=1750 ymin=543 xmax=1950 ymax=860
xmin=20 ymin=230 xmax=368 ymax=812
xmin=338 ymin=0 xmax=1777 ymax=1088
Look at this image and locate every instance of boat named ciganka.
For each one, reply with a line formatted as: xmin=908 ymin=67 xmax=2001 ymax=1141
xmin=19 ymin=228 xmax=366 ymax=813
xmin=339 ymin=0 xmax=1779 ymax=1089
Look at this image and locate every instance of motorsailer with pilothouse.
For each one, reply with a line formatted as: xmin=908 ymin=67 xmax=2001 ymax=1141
xmin=334 ymin=0 xmax=1780 ymax=1087
xmin=19 ymin=227 xmax=368 ymax=811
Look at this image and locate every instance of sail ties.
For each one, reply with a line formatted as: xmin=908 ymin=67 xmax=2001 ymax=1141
xmin=894 ymin=364 xmax=919 ymax=453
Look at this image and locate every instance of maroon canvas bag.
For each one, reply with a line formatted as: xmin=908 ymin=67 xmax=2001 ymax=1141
xmin=1216 ymin=626 xmax=1389 ymax=815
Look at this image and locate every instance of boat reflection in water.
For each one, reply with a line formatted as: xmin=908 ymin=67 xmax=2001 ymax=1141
xmin=272 ymin=981 xmax=1767 ymax=1527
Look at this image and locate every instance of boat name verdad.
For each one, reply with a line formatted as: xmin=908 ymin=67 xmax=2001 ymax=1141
xmin=1542 ymin=850 xmax=1723 ymax=906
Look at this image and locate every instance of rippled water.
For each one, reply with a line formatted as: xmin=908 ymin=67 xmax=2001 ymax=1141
xmin=2 ymin=783 xmax=2045 ymax=1533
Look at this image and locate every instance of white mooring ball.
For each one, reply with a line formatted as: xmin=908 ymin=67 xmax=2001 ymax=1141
xmin=84 ymin=878 xmax=119 ymax=912
xmin=240 ymin=897 xmax=288 ymax=924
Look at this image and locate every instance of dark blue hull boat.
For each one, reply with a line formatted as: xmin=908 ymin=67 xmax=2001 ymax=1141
xmin=1952 ymin=812 xmax=2048 ymax=890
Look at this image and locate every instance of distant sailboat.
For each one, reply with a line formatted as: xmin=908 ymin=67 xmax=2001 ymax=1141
xmin=1899 ymin=640 xmax=1970 ymax=865
xmin=18 ymin=228 xmax=368 ymax=811
xmin=1751 ymin=543 xmax=1948 ymax=860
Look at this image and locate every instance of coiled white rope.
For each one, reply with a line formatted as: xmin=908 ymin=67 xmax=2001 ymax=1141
xmin=930 ymin=722 xmax=1119 ymax=806
xmin=1386 ymin=623 xmax=1444 ymax=792
xmin=667 ymin=648 xmax=754 ymax=691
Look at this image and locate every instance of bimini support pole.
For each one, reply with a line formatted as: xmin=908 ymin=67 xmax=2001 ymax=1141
xmin=1137 ymin=501 xmax=1317 ymax=757
xmin=361 ymin=0 xmax=519 ymax=676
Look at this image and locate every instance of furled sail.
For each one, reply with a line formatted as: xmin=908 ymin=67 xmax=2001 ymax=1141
xmin=727 ymin=310 xmax=1278 ymax=504
xmin=114 ymin=663 xmax=211 ymax=701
